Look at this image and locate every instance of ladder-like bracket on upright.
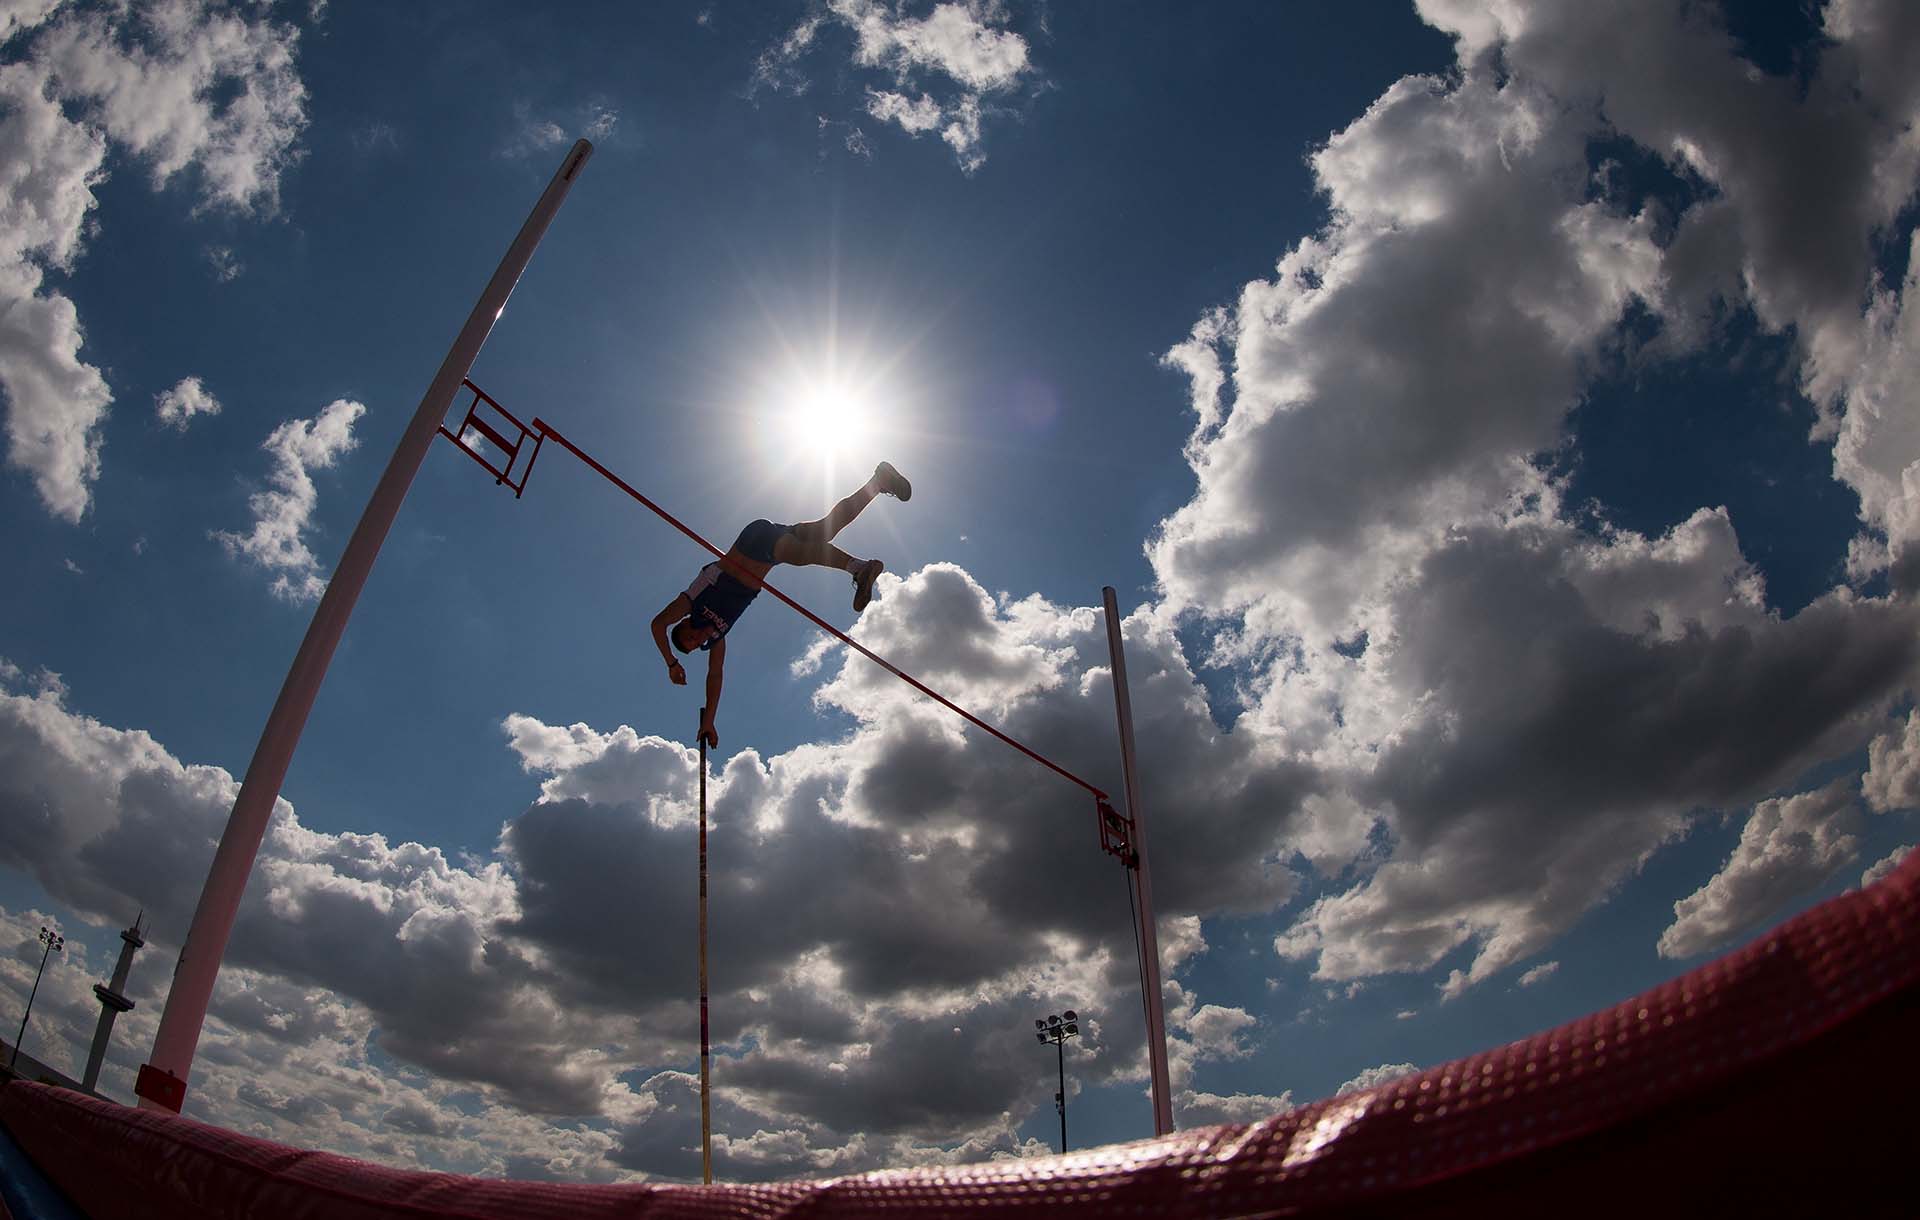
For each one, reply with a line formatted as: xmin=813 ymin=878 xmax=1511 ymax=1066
xmin=1096 ymin=797 xmax=1138 ymax=868
xmin=438 ymin=378 xmax=544 ymax=497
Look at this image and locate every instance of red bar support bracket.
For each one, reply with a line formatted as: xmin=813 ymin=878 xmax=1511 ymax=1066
xmin=1096 ymin=797 xmax=1137 ymax=868
xmin=134 ymin=1062 xmax=185 ymax=1112
xmin=437 ymin=378 xmax=545 ymax=497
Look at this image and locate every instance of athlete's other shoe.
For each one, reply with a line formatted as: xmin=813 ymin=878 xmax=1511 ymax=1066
xmin=873 ymin=461 xmax=912 ymax=501
xmin=853 ymin=558 xmax=885 ymax=612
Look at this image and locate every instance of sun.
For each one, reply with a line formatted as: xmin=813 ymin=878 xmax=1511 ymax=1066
xmin=781 ymin=378 xmax=875 ymax=458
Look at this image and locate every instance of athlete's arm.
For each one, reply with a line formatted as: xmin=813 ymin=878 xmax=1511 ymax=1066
xmin=700 ymin=638 xmax=725 ymax=748
xmin=652 ymin=594 xmax=691 ymax=685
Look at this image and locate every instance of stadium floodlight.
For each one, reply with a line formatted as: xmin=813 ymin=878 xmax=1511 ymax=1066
xmin=11 ymin=927 xmax=64 ymax=1070
xmin=1035 ymin=1010 xmax=1082 ymax=1153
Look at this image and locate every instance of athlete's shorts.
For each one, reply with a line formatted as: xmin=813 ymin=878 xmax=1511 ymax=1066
xmin=733 ymin=518 xmax=792 ymax=564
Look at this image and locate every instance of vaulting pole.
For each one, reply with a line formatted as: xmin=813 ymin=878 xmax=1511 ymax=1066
xmin=137 ymin=140 xmax=594 ymax=1112
xmin=698 ymin=709 xmax=714 ymax=1184
xmin=1103 ymin=587 xmax=1174 ymax=1136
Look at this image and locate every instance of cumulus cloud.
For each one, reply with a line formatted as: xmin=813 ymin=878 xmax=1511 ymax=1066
xmin=1864 ymin=709 xmax=1920 ymax=813
xmin=211 ymin=398 xmax=364 ymax=602
xmin=1658 ymin=780 xmax=1863 ymax=960
xmin=754 ymin=0 xmax=1040 ymax=173
xmin=154 ymin=375 xmax=220 ymax=430
xmin=1862 ymin=844 xmax=1912 ymax=889
xmin=0 ymin=0 xmax=306 ymax=521
xmin=1273 ymin=520 xmax=1916 ymax=995
xmin=1420 ymin=0 xmax=1920 ymax=592
xmin=0 ymin=58 xmax=111 ymax=523
xmin=1152 ymin=0 xmax=1920 ymax=1003
xmin=1333 ymin=1061 xmax=1418 ymax=1097
xmin=38 ymin=1 xmax=309 ymax=212
xmin=1517 ymin=961 xmax=1558 ymax=987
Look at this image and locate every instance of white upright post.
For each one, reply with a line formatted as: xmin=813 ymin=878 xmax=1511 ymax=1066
xmin=1102 ymin=586 xmax=1174 ymax=1136
xmin=138 ymin=140 xmax=594 ymax=1112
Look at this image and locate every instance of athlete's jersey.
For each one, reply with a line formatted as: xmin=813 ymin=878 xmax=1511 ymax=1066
xmin=683 ymin=561 xmax=758 ymax=648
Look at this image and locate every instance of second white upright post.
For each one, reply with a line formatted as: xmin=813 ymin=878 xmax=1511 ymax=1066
xmin=1103 ymin=586 xmax=1174 ymax=1136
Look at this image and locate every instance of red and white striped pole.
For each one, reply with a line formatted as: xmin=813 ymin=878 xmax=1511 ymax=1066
xmin=137 ymin=140 xmax=594 ymax=1112
xmin=1104 ymin=586 xmax=1174 ymax=1136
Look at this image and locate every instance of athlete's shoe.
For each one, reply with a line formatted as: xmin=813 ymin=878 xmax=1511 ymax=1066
xmin=873 ymin=461 xmax=912 ymax=501
xmin=852 ymin=558 xmax=885 ymax=612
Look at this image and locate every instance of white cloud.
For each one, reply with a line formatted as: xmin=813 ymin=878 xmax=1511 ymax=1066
xmin=1181 ymin=1003 xmax=1256 ymax=1061
xmin=204 ymin=243 xmax=243 ymax=281
xmin=501 ymin=101 xmax=613 ymax=158
xmin=37 ymin=1 xmax=309 ymax=213
xmin=0 ymin=0 xmax=306 ymax=521
xmin=0 ymin=59 xmax=111 ymax=523
xmin=1333 ymin=1061 xmax=1418 ymax=1097
xmin=211 ymin=398 xmax=364 ymax=602
xmin=1160 ymin=0 xmax=1920 ymax=1004
xmin=502 ymin=103 xmax=566 ymax=157
xmin=755 ymin=0 xmax=1038 ymax=174
xmin=836 ymin=0 xmax=1029 ymax=92
xmin=154 ymin=375 xmax=220 ymax=430
xmin=1819 ymin=230 xmax=1920 ymax=591
xmin=1658 ymin=780 xmax=1863 ymax=960
xmin=1158 ymin=980 xmax=1298 ymax=1126
xmin=1150 ymin=63 xmax=1662 ymax=639
xmin=1 ymin=1 xmax=61 ymax=45
xmin=1418 ymin=1 xmax=1920 ymax=594
xmin=1862 ymin=844 xmax=1912 ymax=889
xmin=866 ymin=88 xmax=943 ymax=134
xmin=1272 ymin=527 xmax=1916 ymax=996
xmin=1864 ymin=708 xmax=1920 ymax=814
xmin=1517 ymin=961 xmax=1558 ymax=987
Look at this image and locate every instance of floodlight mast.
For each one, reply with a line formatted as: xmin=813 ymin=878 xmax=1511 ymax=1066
xmin=136 ymin=139 xmax=595 ymax=1113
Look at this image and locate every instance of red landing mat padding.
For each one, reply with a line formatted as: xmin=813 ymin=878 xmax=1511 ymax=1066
xmin=5 ymin=852 xmax=1915 ymax=1219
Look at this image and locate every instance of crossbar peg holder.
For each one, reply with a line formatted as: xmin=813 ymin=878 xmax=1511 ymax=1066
xmin=437 ymin=378 xmax=545 ymax=497
xmin=1096 ymin=797 xmax=1137 ymax=868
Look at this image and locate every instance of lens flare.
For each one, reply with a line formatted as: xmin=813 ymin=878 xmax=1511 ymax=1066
xmin=784 ymin=380 xmax=872 ymax=456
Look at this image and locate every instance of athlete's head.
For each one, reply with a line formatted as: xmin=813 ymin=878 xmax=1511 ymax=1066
xmin=672 ymin=617 xmax=718 ymax=654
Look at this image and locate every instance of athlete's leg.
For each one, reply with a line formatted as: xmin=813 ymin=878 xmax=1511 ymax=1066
xmin=786 ymin=461 xmax=911 ymax=551
xmin=772 ymin=531 xmax=861 ymax=571
xmin=772 ymin=519 xmax=886 ymax=613
xmin=772 ymin=462 xmax=906 ymax=611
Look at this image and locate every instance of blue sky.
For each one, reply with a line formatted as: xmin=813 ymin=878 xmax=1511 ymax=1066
xmin=2 ymin=0 xmax=1918 ymax=1183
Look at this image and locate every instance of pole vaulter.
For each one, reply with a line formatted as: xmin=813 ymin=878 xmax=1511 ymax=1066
xmin=135 ymin=141 xmax=595 ymax=1113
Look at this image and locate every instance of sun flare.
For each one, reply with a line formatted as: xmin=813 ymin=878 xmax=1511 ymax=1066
xmin=782 ymin=380 xmax=875 ymax=457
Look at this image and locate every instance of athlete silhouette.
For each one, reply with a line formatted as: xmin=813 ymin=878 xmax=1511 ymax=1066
xmin=651 ymin=461 xmax=912 ymax=748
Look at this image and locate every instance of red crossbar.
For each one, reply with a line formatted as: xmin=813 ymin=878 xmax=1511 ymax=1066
xmin=530 ymin=417 xmax=1111 ymax=804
